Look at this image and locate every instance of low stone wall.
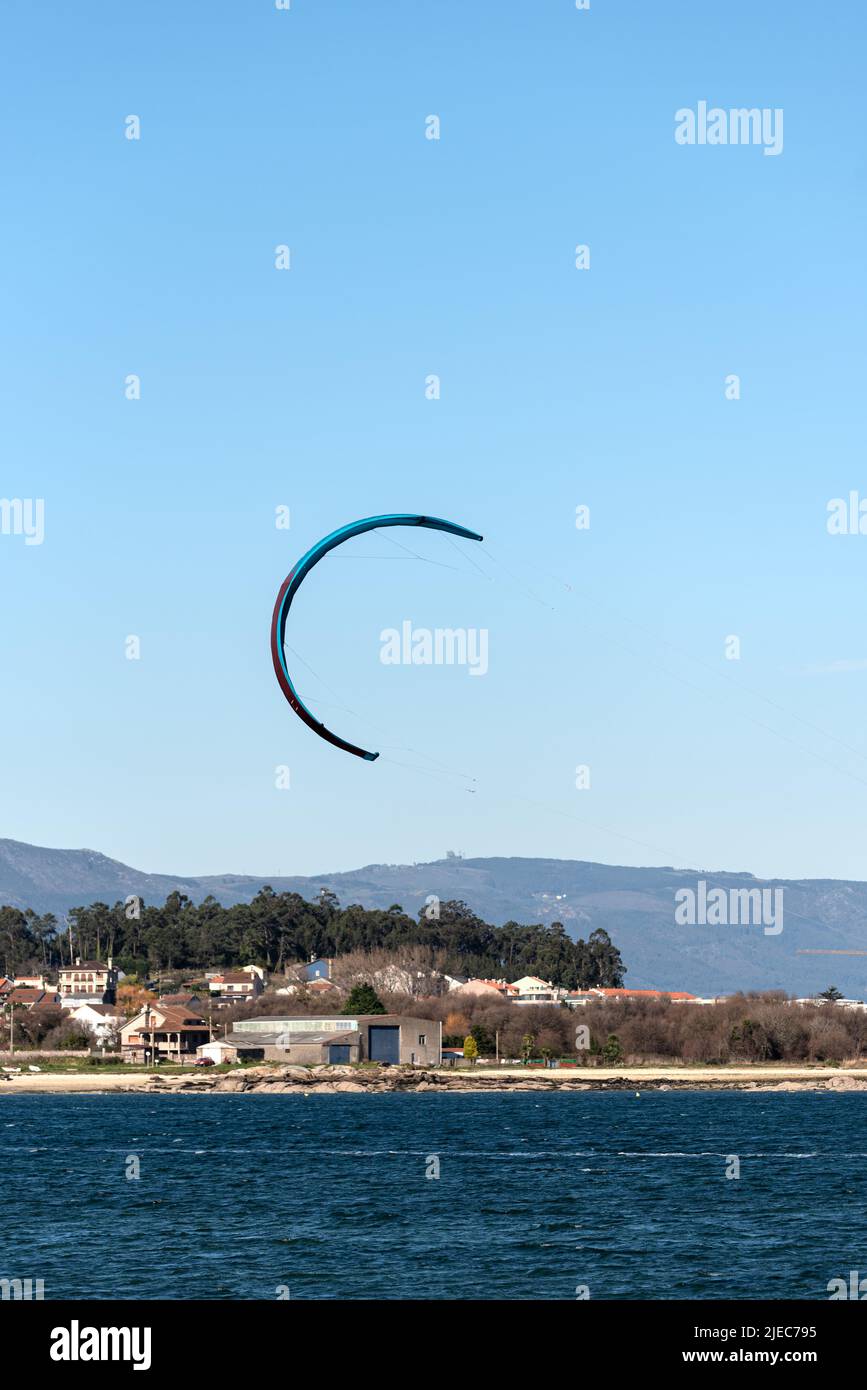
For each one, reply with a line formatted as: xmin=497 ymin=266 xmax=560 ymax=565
xmin=0 ymin=1050 xmax=121 ymax=1061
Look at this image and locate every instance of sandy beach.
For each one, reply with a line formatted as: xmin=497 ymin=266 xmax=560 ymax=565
xmin=3 ymin=1064 xmax=867 ymax=1094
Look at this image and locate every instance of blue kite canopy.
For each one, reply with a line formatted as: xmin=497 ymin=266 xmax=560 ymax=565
xmin=270 ymin=513 xmax=484 ymax=760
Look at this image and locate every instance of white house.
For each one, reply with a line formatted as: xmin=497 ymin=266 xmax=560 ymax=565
xmin=511 ymin=976 xmax=559 ymax=1004
xmin=208 ymin=968 xmax=265 ymax=1005
xmin=795 ymin=996 xmax=867 ymax=1013
xmin=70 ymin=1003 xmax=123 ymax=1045
xmin=196 ymin=1040 xmax=240 ymax=1064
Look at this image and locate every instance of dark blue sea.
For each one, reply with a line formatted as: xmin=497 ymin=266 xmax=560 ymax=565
xmin=2 ymin=1091 xmax=865 ymax=1300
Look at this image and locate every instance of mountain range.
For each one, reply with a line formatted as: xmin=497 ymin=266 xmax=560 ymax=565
xmin=1 ymin=837 xmax=866 ymax=997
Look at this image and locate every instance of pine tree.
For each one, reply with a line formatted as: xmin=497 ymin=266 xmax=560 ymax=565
xmin=341 ymin=983 xmax=386 ymax=1015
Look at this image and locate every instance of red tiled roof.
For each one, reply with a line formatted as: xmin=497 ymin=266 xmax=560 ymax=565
xmin=135 ymin=1005 xmax=209 ymax=1032
xmin=8 ymin=987 xmax=46 ymax=1005
xmin=597 ymin=988 xmax=697 ymax=1000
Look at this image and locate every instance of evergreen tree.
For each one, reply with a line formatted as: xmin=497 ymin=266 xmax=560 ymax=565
xmin=470 ymin=1023 xmax=494 ymax=1055
xmin=342 ymin=983 xmax=386 ymax=1015
xmin=0 ymin=885 xmax=629 ymax=989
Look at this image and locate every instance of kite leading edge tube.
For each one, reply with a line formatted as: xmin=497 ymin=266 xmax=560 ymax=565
xmin=270 ymin=513 xmax=484 ymax=761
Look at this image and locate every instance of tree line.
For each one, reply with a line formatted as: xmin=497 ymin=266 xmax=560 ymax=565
xmin=0 ymin=890 xmax=626 ymax=990
xmin=404 ymin=989 xmax=867 ymax=1064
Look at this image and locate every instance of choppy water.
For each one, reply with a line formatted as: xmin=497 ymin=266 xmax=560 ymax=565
xmin=1 ymin=1091 xmax=865 ymax=1299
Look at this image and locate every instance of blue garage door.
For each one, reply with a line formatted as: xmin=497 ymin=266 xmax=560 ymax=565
xmin=368 ymin=1026 xmax=400 ymax=1063
xmin=329 ymin=1044 xmax=350 ymax=1064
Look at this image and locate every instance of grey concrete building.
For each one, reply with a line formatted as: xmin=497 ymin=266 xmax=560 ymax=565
xmin=227 ymin=1014 xmax=441 ymax=1066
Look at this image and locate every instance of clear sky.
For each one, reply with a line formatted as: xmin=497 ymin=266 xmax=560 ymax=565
xmin=1 ymin=1 xmax=865 ymax=884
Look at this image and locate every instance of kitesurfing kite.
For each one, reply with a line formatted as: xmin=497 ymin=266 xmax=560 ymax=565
xmin=270 ymin=513 xmax=484 ymax=761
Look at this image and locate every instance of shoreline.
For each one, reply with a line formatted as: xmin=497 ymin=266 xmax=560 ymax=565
xmin=4 ymin=1064 xmax=867 ymax=1095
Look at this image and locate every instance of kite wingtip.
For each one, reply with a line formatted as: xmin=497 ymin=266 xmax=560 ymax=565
xmin=364 ymin=750 xmax=380 ymax=762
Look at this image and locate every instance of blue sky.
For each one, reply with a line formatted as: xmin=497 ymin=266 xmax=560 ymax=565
xmin=1 ymin=0 xmax=866 ymax=884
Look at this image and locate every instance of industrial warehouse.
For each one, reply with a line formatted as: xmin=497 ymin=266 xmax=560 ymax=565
xmin=215 ymin=1014 xmax=442 ymax=1066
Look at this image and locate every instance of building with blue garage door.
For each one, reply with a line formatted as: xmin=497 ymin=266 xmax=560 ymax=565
xmin=227 ymin=1014 xmax=442 ymax=1066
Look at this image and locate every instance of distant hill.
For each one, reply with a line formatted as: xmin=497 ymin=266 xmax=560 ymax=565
xmin=1 ymin=838 xmax=866 ymax=997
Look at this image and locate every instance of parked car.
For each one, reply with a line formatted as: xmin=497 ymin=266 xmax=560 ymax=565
xmin=194 ymin=1057 xmax=215 ymax=1067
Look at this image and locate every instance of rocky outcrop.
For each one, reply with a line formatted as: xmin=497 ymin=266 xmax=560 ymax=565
xmin=141 ymin=1065 xmax=580 ymax=1095
xmin=136 ymin=1064 xmax=867 ymax=1095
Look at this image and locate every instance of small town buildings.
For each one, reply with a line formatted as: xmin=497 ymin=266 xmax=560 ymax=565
xmin=511 ymin=976 xmax=560 ymax=1004
xmin=597 ymin=988 xmax=698 ymax=1002
xmin=58 ymin=957 xmax=118 ymax=1008
xmin=455 ymin=975 xmax=561 ymax=1004
xmin=565 ymin=987 xmax=701 ymax=1007
xmin=208 ymin=968 xmax=264 ymax=1005
xmin=564 ymin=990 xmax=595 ymax=1008
xmin=70 ymin=1003 xmax=123 ymax=1044
xmin=458 ymin=978 xmax=518 ymax=1000
xmin=121 ymin=1004 xmax=210 ymax=1064
xmin=304 ymin=958 xmax=332 ymax=981
xmin=457 ymin=979 xmax=498 ymax=998
xmin=795 ymin=996 xmax=867 ymax=1013
xmin=275 ymin=975 xmax=340 ymax=998
xmin=196 ymin=1040 xmax=239 ymax=1064
xmin=307 ymin=978 xmax=340 ymax=995
xmin=12 ymin=974 xmax=48 ymax=990
xmin=5 ymin=987 xmax=60 ymax=1011
xmin=226 ymin=1014 xmax=442 ymax=1066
